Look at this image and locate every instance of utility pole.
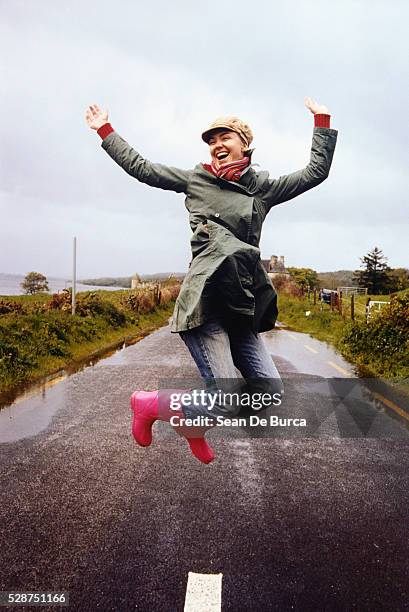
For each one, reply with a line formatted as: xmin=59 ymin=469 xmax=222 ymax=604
xmin=72 ymin=236 xmax=76 ymax=315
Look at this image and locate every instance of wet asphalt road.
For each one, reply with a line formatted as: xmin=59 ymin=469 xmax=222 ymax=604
xmin=0 ymin=325 xmax=408 ymax=611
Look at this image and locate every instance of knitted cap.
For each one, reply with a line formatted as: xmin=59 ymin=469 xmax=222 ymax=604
xmin=201 ymin=116 xmax=253 ymax=149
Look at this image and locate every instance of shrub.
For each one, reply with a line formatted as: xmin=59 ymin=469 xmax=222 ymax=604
xmin=47 ymin=289 xmax=126 ymax=327
xmin=160 ymin=288 xmax=172 ymax=303
xmin=120 ymin=292 xmax=140 ymax=313
xmin=0 ymin=300 xmax=25 ymax=315
xmin=122 ymin=290 xmax=153 ymax=313
xmin=340 ymin=292 xmax=409 ymax=376
xmin=48 ymin=289 xmax=72 ymax=311
xmin=138 ymin=292 xmax=155 ymax=314
xmin=274 ymin=275 xmax=303 ymax=297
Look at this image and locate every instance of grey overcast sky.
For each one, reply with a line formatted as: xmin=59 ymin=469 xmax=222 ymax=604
xmin=1 ymin=0 xmax=408 ymax=278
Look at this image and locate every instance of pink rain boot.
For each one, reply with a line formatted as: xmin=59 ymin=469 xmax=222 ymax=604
xmin=130 ymin=390 xmax=159 ymax=447
xmin=179 ymin=433 xmax=215 ymax=465
xmin=130 ymin=390 xmax=215 ymax=464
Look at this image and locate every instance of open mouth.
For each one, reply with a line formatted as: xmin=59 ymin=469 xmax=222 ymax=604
xmin=216 ymin=152 xmax=229 ymax=161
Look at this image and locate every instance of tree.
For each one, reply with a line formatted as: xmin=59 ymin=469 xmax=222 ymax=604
xmin=287 ymin=267 xmax=319 ymax=290
xmin=21 ymin=271 xmax=49 ymax=294
xmin=353 ymin=247 xmax=391 ymax=294
xmin=386 ymin=268 xmax=409 ymax=293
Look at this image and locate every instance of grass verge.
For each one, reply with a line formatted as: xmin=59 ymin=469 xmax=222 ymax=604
xmin=277 ymin=292 xmax=409 ymax=384
xmin=0 ymin=290 xmax=176 ymax=404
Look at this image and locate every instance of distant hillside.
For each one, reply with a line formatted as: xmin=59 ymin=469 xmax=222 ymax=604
xmin=80 ymin=277 xmax=133 ymax=288
xmin=80 ymin=273 xmax=185 ymax=287
xmin=317 ymin=270 xmax=358 ymax=289
xmin=140 ymin=272 xmax=185 ymax=282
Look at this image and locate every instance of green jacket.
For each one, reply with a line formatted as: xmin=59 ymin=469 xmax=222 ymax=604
xmin=101 ymin=126 xmax=338 ymax=333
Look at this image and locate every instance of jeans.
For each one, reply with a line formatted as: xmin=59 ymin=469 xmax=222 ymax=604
xmin=178 ymin=317 xmax=283 ymax=419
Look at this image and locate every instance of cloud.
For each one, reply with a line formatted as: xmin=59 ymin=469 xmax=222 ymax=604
xmin=1 ymin=0 xmax=407 ymax=276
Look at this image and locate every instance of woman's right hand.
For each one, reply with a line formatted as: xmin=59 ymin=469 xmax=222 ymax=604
xmin=85 ymin=104 xmax=109 ymax=130
xmin=304 ymin=97 xmax=330 ymax=115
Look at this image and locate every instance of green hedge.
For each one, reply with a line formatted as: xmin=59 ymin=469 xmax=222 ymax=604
xmin=339 ymin=292 xmax=409 ymax=377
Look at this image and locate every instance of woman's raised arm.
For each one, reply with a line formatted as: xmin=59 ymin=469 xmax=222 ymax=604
xmin=86 ymin=104 xmax=192 ymax=194
xmin=260 ymin=98 xmax=338 ymax=212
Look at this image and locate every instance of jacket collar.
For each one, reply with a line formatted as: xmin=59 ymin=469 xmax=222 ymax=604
xmin=198 ymin=149 xmax=259 ymax=195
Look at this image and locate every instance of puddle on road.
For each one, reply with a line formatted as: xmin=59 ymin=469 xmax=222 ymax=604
xmin=0 ymin=374 xmax=68 ymax=443
xmin=263 ymin=328 xmax=358 ymax=378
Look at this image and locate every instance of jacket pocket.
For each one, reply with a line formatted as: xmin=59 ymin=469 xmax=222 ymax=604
xmin=202 ymin=320 xmax=225 ymax=334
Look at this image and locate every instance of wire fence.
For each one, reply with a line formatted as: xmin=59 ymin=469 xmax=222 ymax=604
xmin=303 ymin=288 xmax=391 ymax=322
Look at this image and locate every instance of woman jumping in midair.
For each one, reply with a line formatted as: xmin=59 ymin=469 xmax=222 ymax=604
xmin=85 ymin=97 xmax=337 ymax=464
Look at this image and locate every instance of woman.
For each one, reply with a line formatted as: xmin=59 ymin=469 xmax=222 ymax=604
xmin=85 ymin=98 xmax=338 ymax=463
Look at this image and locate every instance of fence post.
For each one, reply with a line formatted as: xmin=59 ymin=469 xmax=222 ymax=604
xmin=154 ymin=283 xmax=160 ymax=306
xmin=313 ymin=289 xmax=317 ymax=305
xmin=330 ymin=291 xmax=334 ymax=311
xmin=351 ymin=294 xmax=355 ymax=321
xmin=72 ymin=236 xmax=76 ymax=315
xmin=338 ymin=290 xmax=343 ymax=315
xmin=365 ymin=297 xmax=371 ymax=323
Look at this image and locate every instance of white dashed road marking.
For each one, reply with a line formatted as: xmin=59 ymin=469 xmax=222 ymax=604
xmin=372 ymin=392 xmax=409 ymax=423
xmin=304 ymin=344 xmax=318 ymax=354
xmin=184 ymin=572 xmax=222 ymax=612
xmin=328 ymin=361 xmax=352 ymax=376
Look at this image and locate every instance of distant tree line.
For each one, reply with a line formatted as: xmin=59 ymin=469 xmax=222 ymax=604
xmin=80 ymin=273 xmax=186 ymax=287
xmin=19 ymin=249 xmax=407 ymax=297
xmin=285 ymin=247 xmax=408 ymax=295
xmin=353 ymin=246 xmax=408 ymax=294
xmin=80 ymin=276 xmax=134 ymax=288
xmin=286 ymin=267 xmax=319 ymax=290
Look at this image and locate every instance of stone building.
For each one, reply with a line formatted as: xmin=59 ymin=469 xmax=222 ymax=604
xmin=262 ymin=255 xmax=291 ymax=280
xmin=131 ymin=273 xmax=141 ymax=289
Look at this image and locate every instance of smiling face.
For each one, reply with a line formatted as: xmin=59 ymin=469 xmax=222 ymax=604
xmin=208 ymin=130 xmax=246 ymax=168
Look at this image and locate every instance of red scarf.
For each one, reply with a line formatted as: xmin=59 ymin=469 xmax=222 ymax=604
xmin=202 ymin=156 xmax=250 ymax=182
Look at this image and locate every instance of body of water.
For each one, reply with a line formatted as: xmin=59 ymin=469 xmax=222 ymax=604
xmin=0 ymin=274 xmax=126 ymax=296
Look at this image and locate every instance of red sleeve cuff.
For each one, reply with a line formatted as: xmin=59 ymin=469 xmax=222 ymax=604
xmin=97 ymin=123 xmax=114 ymax=140
xmin=314 ymin=114 xmax=331 ymax=128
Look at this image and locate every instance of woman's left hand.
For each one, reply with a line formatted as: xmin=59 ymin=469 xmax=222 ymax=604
xmin=304 ymin=96 xmax=330 ymax=115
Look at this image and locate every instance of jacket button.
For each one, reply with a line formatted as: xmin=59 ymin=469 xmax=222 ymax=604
xmin=215 ymin=213 xmax=220 ymax=217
